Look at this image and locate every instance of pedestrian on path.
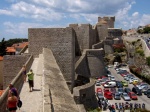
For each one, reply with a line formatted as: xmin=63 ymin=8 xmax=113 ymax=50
xmin=7 ymin=91 xmax=18 ymax=112
xmin=22 ymin=65 xmax=27 ymax=82
xmin=27 ymin=69 xmax=34 ymax=92
xmin=8 ymin=84 xmax=19 ymax=98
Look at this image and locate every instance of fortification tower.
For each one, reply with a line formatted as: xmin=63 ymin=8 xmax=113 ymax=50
xmin=98 ymin=16 xmax=115 ymax=28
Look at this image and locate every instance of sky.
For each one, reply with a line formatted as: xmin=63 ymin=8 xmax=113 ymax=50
xmin=0 ymin=0 xmax=150 ymax=40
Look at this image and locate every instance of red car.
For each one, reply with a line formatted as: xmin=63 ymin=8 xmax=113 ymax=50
xmin=97 ymin=88 xmax=102 ymax=93
xmin=128 ymin=92 xmax=138 ymax=100
xmin=104 ymin=88 xmax=113 ymax=100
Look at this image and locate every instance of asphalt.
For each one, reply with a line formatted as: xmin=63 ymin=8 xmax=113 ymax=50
xmin=16 ymin=58 xmax=43 ymax=112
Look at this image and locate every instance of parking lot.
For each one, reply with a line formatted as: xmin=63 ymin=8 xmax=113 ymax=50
xmin=95 ymin=65 xmax=150 ymax=111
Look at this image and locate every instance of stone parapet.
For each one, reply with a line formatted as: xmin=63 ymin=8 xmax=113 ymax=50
xmin=43 ymin=48 xmax=79 ymax=112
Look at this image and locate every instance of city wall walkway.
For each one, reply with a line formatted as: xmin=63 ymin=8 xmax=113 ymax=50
xmin=17 ymin=58 xmax=43 ymax=112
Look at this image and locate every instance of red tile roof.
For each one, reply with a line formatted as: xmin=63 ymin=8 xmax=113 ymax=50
xmin=0 ymin=90 xmax=4 ymax=96
xmin=0 ymin=56 xmax=3 ymax=61
xmin=12 ymin=42 xmax=28 ymax=49
xmin=6 ymin=47 xmax=16 ymax=53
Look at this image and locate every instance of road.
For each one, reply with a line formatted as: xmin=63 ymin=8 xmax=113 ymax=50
xmin=95 ymin=66 xmax=150 ymax=111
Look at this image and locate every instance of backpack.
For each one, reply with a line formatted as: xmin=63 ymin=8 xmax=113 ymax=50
xmin=17 ymin=99 xmax=22 ymax=109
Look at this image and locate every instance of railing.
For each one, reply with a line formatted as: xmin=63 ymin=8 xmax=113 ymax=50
xmin=18 ymin=45 xmax=28 ymax=55
xmin=0 ymin=55 xmax=33 ymax=112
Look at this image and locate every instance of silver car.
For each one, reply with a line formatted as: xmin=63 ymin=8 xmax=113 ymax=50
xmin=122 ymin=92 xmax=131 ymax=101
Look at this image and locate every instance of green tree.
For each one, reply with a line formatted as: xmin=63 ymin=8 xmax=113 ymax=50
xmin=143 ymin=27 xmax=150 ymax=33
xmin=146 ymin=56 xmax=150 ymax=66
xmin=0 ymin=38 xmax=7 ymax=56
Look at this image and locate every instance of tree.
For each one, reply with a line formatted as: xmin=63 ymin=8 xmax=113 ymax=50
xmin=146 ymin=56 xmax=150 ymax=66
xmin=0 ymin=38 xmax=7 ymax=56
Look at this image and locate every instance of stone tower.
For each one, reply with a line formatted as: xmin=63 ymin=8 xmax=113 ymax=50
xmin=98 ymin=16 xmax=115 ymax=28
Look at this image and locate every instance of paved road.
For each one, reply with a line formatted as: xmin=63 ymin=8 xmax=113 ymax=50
xmin=108 ymin=67 xmax=150 ymax=110
xmin=95 ymin=66 xmax=150 ymax=111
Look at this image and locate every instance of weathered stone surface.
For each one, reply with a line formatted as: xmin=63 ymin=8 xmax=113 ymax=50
xmin=43 ymin=48 xmax=79 ymax=112
xmin=3 ymin=54 xmax=31 ymax=88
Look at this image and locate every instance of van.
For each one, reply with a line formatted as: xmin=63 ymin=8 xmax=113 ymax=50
xmin=104 ymin=81 xmax=116 ymax=88
xmin=114 ymin=62 xmax=119 ymax=67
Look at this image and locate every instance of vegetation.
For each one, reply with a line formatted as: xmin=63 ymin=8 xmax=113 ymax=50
xmin=135 ymin=49 xmax=144 ymax=56
xmin=137 ymin=26 xmax=150 ymax=34
xmin=6 ymin=38 xmax=28 ymax=47
xmin=0 ymin=38 xmax=7 ymax=56
xmin=0 ymin=38 xmax=28 ymax=56
xmin=146 ymin=56 xmax=150 ymax=66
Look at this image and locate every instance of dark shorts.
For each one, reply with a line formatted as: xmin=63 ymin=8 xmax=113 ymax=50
xmin=8 ymin=107 xmax=17 ymax=111
xmin=28 ymin=80 xmax=34 ymax=87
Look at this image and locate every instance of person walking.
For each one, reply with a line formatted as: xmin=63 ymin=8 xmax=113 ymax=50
xmin=22 ymin=65 xmax=27 ymax=82
xmin=8 ymin=84 xmax=19 ymax=98
xmin=27 ymin=69 xmax=34 ymax=92
xmin=7 ymin=91 xmax=18 ymax=112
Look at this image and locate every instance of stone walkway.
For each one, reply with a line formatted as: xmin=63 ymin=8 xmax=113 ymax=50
xmin=17 ymin=58 xmax=43 ymax=112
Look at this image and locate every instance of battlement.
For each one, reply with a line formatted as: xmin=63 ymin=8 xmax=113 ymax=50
xmin=98 ymin=16 xmax=115 ymax=22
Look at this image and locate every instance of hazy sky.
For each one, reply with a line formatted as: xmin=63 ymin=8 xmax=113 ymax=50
xmin=0 ymin=0 xmax=150 ymax=40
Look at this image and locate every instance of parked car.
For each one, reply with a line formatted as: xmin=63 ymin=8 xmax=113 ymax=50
xmin=128 ymin=92 xmax=138 ymax=100
xmin=124 ymin=88 xmax=131 ymax=94
xmin=124 ymin=76 xmax=129 ymax=81
xmin=95 ymin=81 xmax=101 ymax=86
xmin=118 ymin=88 xmax=124 ymax=95
xmin=97 ymin=92 xmax=104 ymax=100
xmin=132 ymin=79 xmax=139 ymax=85
xmin=104 ymin=88 xmax=113 ymax=100
xmin=121 ymin=92 xmax=131 ymax=101
xmin=121 ymin=80 xmax=128 ymax=87
xmin=132 ymin=87 xmax=142 ymax=95
xmin=136 ymin=83 xmax=149 ymax=90
xmin=110 ymin=88 xmax=116 ymax=95
xmin=104 ymin=81 xmax=116 ymax=88
xmin=116 ymin=81 xmax=123 ymax=88
xmin=96 ymin=88 xmax=102 ymax=93
xmin=144 ymin=89 xmax=150 ymax=98
xmin=110 ymin=76 xmax=116 ymax=81
xmin=114 ymin=92 xmax=121 ymax=100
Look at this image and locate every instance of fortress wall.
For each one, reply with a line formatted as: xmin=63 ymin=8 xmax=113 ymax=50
xmin=97 ymin=25 xmax=108 ymax=41
xmin=75 ymin=49 xmax=106 ymax=78
xmin=75 ymin=54 xmax=91 ymax=78
xmin=3 ymin=54 xmax=31 ymax=88
xmin=43 ymin=48 xmax=79 ymax=112
xmin=73 ymin=82 xmax=98 ymax=110
xmin=104 ymin=39 xmax=114 ymax=54
xmin=86 ymin=49 xmax=106 ymax=78
xmin=98 ymin=16 xmax=115 ymax=28
xmin=92 ymin=41 xmax=104 ymax=49
xmin=28 ymin=28 xmax=75 ymax=82
xmin=69 ymin=24 xmax=96 ymax=53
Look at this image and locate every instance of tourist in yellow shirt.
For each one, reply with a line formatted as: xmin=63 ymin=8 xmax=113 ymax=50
xmin=27 ymin=69 xmax=34 ymax=92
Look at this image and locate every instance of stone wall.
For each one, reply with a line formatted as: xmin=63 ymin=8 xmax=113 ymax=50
xmin=0 ymin=60 xmax=3 ymax=89
xmin=108 ymin=28 xmax=123 ymax=38
xmin=75 ymin=49 xmax=106 ymax=78
xmin=97 ymin=25 xmax=108 ymax=41
xmin=92 ymin=41 xmax=104 ymax=49
xmin=0 ymin=55 xmax=33 ymax=112
xmin=69 ymin=24 xmax=97 ymax=54
xmin=86 ymin=49 xmax=106 ymax=78
xmin=42 ymin=48 xmax=79 ymax=112
xmin=104 ymin=39 xmax=114 ymax=54
xmin=73 ymin=81 xmax=98 ymax=110
xmin=28 ymin=28 xmax=75 ymax=83
xmin=3 ymin=54 xmax=31 ymax=88
xmin=98 ymin=16 xmax=115 ymax=28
